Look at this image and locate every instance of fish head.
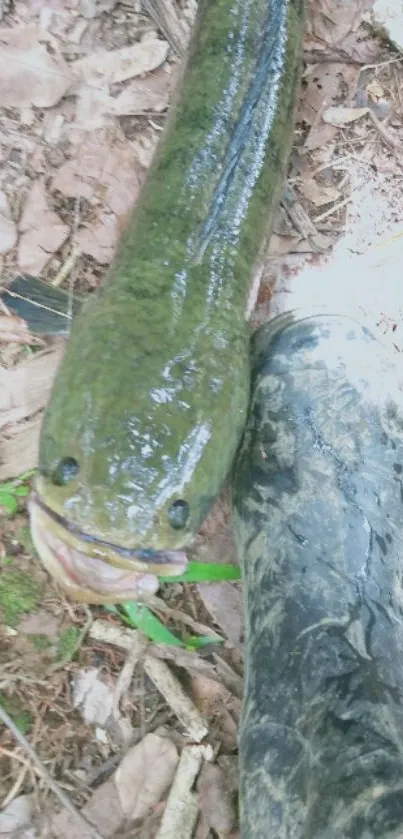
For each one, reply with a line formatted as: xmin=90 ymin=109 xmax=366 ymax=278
xmin=30 ymin=312 xmax=248 ymax=602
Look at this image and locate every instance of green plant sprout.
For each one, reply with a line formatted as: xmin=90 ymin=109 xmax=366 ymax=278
xmin=105 ymin=561 xmax=241 ymax=648
xmin=0 ymin=470 xmax=36 ymax=516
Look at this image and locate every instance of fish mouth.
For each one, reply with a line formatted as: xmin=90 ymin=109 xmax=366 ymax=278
xmin=29 ymin=493 xmax=188 ymax=604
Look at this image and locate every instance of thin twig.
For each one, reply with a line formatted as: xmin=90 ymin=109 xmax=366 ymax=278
xmin=1 ymin=757 xmax=28 ymax=809
xmin=359 ymin=55 xmax=403 ymax=75
xmin=112 ymin=633 xmax=145 ymax=719
xmin=51 ymin=246 xmax=80 ymax=288
xmin=155 ymin=745 xmax=213 ymax=839
xmin=0 ymin=703 xmax=107 ymax=839
xmin=143 ymin=655 xmax=208 ymax=742
xmin=367 ymin=108 xmax=402 ymax=151
xmin=147 ymin=595 xmax=222 ymax=640
xmin=314 ymin=196 xmax=351 ymax=224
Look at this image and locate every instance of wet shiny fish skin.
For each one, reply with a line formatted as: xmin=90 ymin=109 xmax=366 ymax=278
xmin=28 ymin=0 xmax=303 ymax=602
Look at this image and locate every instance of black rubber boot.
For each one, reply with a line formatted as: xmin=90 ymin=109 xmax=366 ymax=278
xmin=233 ymin=313 xmax=403 ymax=839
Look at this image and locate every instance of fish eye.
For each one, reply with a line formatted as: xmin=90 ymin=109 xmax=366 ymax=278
xmin=168 ymin=499 xmax=190 ymax=530
xmin=52 ymin=457 xmax=79 ymax=486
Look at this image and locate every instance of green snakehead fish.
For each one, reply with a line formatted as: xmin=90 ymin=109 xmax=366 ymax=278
xmin=28 ymin=0 xmax=304 ymax=603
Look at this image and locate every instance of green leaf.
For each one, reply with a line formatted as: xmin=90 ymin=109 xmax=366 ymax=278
xmin=18 ymin=469 xmax=36 ymax=481
xmin=0 ymin=493 xmax=18 ymax=516
xmin=120 ymin=602 xmax=184 ymax=647
xmin=185 ymin=635 xmax=224 ymax=651
xmin=56 ymin=627 xmax=81 ymax=661
xmin=104 ymin=604 xmax=119 ymax=615
xmin=14 ymin=485 xmax=30 ymax=497
xmin=0 ymin=482 xmax=15 ymax=492
xmin=0 ymin=694 xmax=32 ymax=734
xmin=159 ymin=561 xmax=241 ymax=584
xmin=0 ymin=471 xmax=34 ymax=516
xmin=0 ymin=569 xmax=42 ymax=626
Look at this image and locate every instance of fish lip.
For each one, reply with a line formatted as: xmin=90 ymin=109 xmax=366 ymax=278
xmin=29 ymin=492 xmax=189 ymax=603
xmin=29 ymin=491 xmax=187 ymax=567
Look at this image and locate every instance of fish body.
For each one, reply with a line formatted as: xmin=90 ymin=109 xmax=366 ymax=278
xmin=29 ymin=0 xmax=304 ymax=602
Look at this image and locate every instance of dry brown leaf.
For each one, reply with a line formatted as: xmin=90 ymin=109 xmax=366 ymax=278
xmin=18 ymin=180 xmax=69 ymax=274
xmin=78 ymin=0 xmax=119 ymax=18
xmin=297 ymin=66 xmax=342 ymax=144
xmin=72 ymin=668 xmax=115 ymax=726
xmin=74 ymin=66 xmax=176 ymax=131
xmin=0 ymin=24 xmax=72 ymax=108
xmin=197 ymin=582 xmax=244 ymax=649
xmin=52 ymin=128 xmax=142 ymax=262
xmin=0 ymin=794 xmax=34 ymax=835
xmin=304 ymin=122 xmax=338 ymax=154
xmin=0 ymin=415 xmax=41 ymax=481
xmin=0 ymin=191 xmax=17 ymax=255
xmin=197 ymin=763 xmax=237 ymax=837
xmin=190 ymin=675 xmax=240 ymax=753
xmin=72 ymin=34 xmax=169 ymax=86
xmin=339 ymin=30 xmax=382 ymax=64
xmin=195 ymin=490 xmax=237 ymax=563
xmin=298 ymin=62 xmax=360 ymax=152
xmin=51 ymin=777 xmax=124 ymax=839
xmin=304 ymin=1 xmax=381 ymax=63
xmin=76 ymin=212 xmax=119 ymax=265
xmin=307 ymin=0 xmax=373 ymax=46
xmin=0 ymin=345 xmax=63 ymax=429
xmin=74 ymin=85 xmax=115 ymax=131
xmin=0 ymin=345 xmax=63 ymax=479
xmin=110 ymin=66 xmax=177 ymax=115
xmin=267 ymin=233 xmax=302 ymax=256
xmin=18 ymin=609 xmax=61 ymax=638
xmin=309 ymin=143 xmax=337 ymax=169
xmin=301 ymin=179 xmax=341 ymax=207
xmin=322 ymin=105 xmax=369 ymax=126
xmin=115 ymin=733 xmax=178 ymax=820
xmin=0 ymin=313 xmax=42 ymax=346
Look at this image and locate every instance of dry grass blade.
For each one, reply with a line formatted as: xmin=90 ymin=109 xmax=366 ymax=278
xmin=142 ymin=0 xmax=188 ymax=55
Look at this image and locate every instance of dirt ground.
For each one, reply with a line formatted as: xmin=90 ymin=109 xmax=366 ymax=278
xmin=1 ymin=0 xmax=403 ymax=836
